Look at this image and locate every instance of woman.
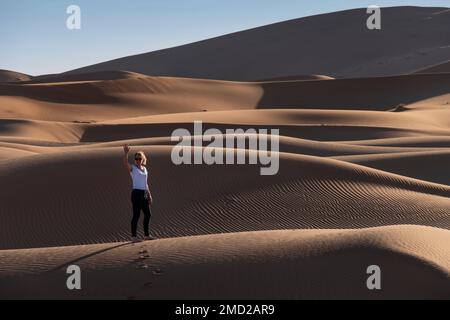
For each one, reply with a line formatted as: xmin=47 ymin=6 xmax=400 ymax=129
xmin=123 ymin=144 xmax=155 ymax=242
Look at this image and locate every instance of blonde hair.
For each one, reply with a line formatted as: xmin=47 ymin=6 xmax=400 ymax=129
xmin=135 ymin=151 xmax=147 ymax=166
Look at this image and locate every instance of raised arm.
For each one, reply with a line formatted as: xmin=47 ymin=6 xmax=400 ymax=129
xmin=123 ymin=144 xmax=132 ymax=172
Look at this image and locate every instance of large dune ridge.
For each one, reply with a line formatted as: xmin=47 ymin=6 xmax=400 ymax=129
xmin=1 ymin=6 xmax=449 ymax=299
xmin=413 ymin=60 xmax=450 ymax=74
xmin=1 ymin=226 xmax=449 ymax=300
xmin=66 ymin=7 xmax=450 ymax=80
xmin=0 ymin=72 xmax=449 ymax=122
xmin=0 ymin=70 xmax=32 ymax=83
xmin=0 ymin=75 xmax=449 ymax=298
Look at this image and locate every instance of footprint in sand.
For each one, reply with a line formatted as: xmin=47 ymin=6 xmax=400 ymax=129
xmin=153 ymin=268 xmax=164 ymax=275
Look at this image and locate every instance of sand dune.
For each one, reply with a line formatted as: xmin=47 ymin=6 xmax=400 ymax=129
xmin=339 ymin=136 xmax=450 ymax=148
xmin=0 ymin=76 xmax=263 ymax=122
xmin=3 ymin=134 xmax=447 ymax=167
xmin=333 ymin=150 xmax=450 ymax=185
xmin=0 ymin=70 xmax=32 ymax=83
xmin=413 ymin=60 xmax=450 ymax=74
xmin=0 ymin=226 xmax=449 ymax=299
xmin=1 ymin=146 xmax=449 ymax=250
xmin=26 ymin=70 xmax=145 ymax=84
xmin=1 ymin=73 xmax=449 ymax=123
xmin=0 ymin=119 xmax=84 ymax=142
xmin=1 ymin=6 xmax=449 ymax=299
xmin=256 ymin=74 xmax=335 ymax=81
xmin=66 ymin=7 xmax=450 ymax=80
xmin=3 ymin=106 xmax=447 ymax=145
xmin=0 ymin=69 xmax=449 ymax=253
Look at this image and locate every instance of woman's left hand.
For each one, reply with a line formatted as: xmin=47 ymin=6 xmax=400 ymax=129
xmin=147 ymin=191 xmax=153 ymax=204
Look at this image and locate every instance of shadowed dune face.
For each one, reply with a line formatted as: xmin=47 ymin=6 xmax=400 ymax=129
xmin=256 ymin=74 xmax=335 ymax=81
xmin=1 ymin=5 xmax=450 ymax=299
xmin=258 ymin=73 xmax=450 ymax=110
xmin=67 ymin=7 xmax=450 ymax=80
xmin=0 ymin=73 xmax=449 ymax=122
xmin=0 ymin=70 xmax=32 ymax=83
xmin=413 ymin=60 xmax=450 ymax=74
xmin=0 ymin=73 xmax=449 ymax=299
xmin=0 ymin=76 xmax=265 ymax=121
xmin=333 ymin=150 xmax=450 ymax=185
xmin=0 ymin=146 xmax=449 ymax=250
xmin=1 ymin=227 xmax=449 ymax=300
xmin=25 ymin=71 xmax=144 ymax=84
xmin=0 ymin=71 xmax=449 ymax=251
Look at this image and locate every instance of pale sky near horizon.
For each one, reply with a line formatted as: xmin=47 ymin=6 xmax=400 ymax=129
xmin=1 ymin=0 xmax=448 ymax=75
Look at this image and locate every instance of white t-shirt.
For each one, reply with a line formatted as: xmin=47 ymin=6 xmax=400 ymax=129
xmin=130 ymin=165 xmax=148 ymax=190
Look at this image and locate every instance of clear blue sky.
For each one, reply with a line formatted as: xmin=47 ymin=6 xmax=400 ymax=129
xmin=1 ymin=0 xmax=448 ymax=75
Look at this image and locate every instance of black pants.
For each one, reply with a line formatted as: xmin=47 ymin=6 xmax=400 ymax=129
xmin=131 ymin=189 xmax=151 ymax=237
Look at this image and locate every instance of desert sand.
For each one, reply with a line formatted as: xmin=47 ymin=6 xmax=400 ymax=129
xmin=0 ymin=6 xmax=449 ymax=299
xmin=413 ymin=60 xmax=450 ymax=74
xmin=0 ymin=70 xmax=32 ymax=83
xmin=68 ymin=7 xmax=450 ymax=80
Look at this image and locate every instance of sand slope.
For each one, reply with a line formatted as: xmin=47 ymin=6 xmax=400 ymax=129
xmin=0 ymin=70 xmax=32 ymax=83
xmin=0 ymin=72 xmax=449 ymax=250
xmin=0 ymin=226 xmax=449 ymax=299
xmin=1 ymin=7 xmax=449 ymax=299
xmin=413 ymin=60 xmax=450 ymax=74
xmin=67 ymin=7 xmax=450 ymax=80
xmin=0 ymin=73 xmax=449 ymax=122
xmin=0 ymin=146 xmax=449 ymax=250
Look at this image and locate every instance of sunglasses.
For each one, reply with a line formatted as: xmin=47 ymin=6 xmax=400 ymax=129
xmin=135 ymin=158 xmax=142 ymax=161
